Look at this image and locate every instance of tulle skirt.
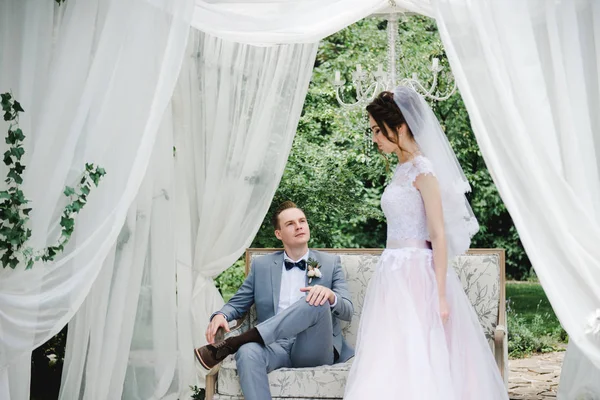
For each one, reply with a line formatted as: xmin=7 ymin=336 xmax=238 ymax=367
xmin=343 ymin=248 xmax=508 ymax=400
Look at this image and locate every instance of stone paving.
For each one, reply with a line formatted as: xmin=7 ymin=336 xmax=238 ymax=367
xmin=509 ymin=351 xmax=565 ymax=400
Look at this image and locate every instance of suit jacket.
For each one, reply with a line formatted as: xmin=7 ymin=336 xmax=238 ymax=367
xmin=216 ymin=249 xmax=354 ymax=363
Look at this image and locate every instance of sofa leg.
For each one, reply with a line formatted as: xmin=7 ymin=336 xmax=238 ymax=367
xmin=205 ymin=373 xmax=217 ymax=400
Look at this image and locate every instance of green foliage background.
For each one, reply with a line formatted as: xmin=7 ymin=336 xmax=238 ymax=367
xmin=247 ymin=16 xmax=531 ymax=279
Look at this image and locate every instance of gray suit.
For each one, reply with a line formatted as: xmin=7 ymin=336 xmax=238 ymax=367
xmin=214 ymin=249 xmax=354 ymax=400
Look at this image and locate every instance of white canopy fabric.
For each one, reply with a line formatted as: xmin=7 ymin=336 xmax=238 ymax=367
xmin=0 ymin=0 xmax=194 ymax=398
xmin=171 ymin=30 xmax=318 ymax=388
xmin=190 ymin=0 xmax=433 ymax=44
xmin=2 ymin=0 xmax=600 ymax=398
xmin=433 ymin=0 xmax=600 ymax=373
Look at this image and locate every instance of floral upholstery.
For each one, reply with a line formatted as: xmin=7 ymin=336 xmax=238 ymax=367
xmin=216 ymin=355 xmax=352 ymax=399
xmin=214 ymin=249 xmax=505 ymax=399
xmin=452 ymin=253 xmax=501 ymax=340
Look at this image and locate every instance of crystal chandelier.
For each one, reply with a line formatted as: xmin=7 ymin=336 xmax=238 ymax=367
xmin=333 ymin=10 xmax=457 ymax=109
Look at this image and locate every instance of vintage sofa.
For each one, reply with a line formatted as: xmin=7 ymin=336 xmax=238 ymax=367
xmin=205 ymin=248 xmax=508 ymax=399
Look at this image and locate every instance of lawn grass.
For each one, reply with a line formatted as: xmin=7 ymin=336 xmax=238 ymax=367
xmin=506 ymin=281 xmax=567 ymax=358
xmin=506 ymin=281 xmax=562 ymax=334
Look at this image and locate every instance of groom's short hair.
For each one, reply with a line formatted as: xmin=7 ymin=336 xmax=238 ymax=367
xmin=272 ymin=201 xmax=305 ymax=229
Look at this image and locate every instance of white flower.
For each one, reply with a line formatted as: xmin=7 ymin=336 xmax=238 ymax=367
xmin=314 ymin=269 xmax=322 ymax=278
xmin=307 ymin=270 xmax=316 ymax=277
xmin=47 ymin=354 xmax=58 ymax=367
xmin=585 ymin=309 xmax=600 ymax=337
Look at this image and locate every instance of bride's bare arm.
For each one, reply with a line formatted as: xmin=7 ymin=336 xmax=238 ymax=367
xmin=415 ymin=173 xmax=449 ymax=321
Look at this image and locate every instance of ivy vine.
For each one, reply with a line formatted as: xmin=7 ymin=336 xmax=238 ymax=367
xmin=1 ymin=92 xmax=105 ymax=269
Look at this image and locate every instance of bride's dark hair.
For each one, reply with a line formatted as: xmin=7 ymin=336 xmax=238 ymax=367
xmin=366 ymin=91 xmax=415 ymax=154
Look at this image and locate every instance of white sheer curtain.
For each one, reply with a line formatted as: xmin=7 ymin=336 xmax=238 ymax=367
xmin=432 ymin=0 xmax=600 ymax=374
xmin=170 ymin=29 xmax=318 ymax=384
xmin=0 ymin=0 xmax=193 ymax=398
xmin=190 ymin=0 xmax=432 ymax=44
xmin=2 ymin=0 xmax=399 ymax=398
xmin=60 ymin=115 xmax=180 ymax=400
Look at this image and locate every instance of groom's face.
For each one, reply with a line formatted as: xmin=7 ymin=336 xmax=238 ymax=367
xmin=274 ymin=208 xmax=310 ymax=247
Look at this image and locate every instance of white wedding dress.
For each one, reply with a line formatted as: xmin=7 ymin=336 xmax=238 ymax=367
xmin=344 ymin=155 xmax=508 ymax=400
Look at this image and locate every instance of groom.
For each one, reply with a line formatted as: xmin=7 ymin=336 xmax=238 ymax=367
xmin=195 ymin=201 xmax=354 ymax=400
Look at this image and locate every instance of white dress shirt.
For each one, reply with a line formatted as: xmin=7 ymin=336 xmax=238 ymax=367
xmin=277 ymin=251 xmax=337 ymax=314
xmin=278 ymin=251 xmax=309 ymax=314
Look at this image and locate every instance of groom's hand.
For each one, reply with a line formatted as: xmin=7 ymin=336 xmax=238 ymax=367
xmin=206 ymin=313 xmax=229 ymax=344
xmin=300 ymin=285 xmax=335 ymax=306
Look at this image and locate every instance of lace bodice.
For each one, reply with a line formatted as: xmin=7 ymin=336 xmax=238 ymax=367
xmin=381 ymin=155 xmax=435 ymax=243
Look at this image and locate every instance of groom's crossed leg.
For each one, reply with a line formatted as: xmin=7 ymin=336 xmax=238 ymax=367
xmin=236 ymin=301 xmax=334 ymax=400
xmin=258 ymin=298 xmax=334 ymax=367
xmin=195 ymin=299 xmax=334 ymax=371
xmin=236 ymin=341 xmax=292 ymax=400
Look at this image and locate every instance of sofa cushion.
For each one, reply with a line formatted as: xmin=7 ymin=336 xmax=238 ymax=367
xmin=217 ymin=355 xmax=353 ymax=398
xmin=452 ymin=253 xmax=501 ymax=340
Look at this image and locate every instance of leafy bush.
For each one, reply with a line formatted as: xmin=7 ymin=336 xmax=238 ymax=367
xmin=507 ymin=298 xmax=567 ymax=358
xmin=191 ymin=385 xmax=205 ymax=400
xmin=30 ymin=326 xmax=67 ymax=400
xmin=215 ymin=259 xmax=245 ymax=301
xmin=249 ymin=16 xmax=532 ymax=279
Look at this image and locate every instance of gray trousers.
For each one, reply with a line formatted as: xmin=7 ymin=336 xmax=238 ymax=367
xmin=235 ymin=300 xmax=335 ymax=400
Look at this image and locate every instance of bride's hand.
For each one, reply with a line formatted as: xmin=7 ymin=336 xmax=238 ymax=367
xmin=439 ymin=297 xmax=450 ymax=324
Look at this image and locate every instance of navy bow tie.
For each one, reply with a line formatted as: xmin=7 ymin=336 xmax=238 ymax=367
xmin=284 ymin=260 xmax=306 ymax=271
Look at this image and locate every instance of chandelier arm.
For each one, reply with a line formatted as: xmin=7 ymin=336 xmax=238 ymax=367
xmin=335 ymin=86 xmax=366 ymax=108
xmin=333 ymin=11 xmax=458 ymax=107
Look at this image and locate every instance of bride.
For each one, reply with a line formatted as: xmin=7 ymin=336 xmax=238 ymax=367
xmin=343 ymin=87 xmax=508 ymax=399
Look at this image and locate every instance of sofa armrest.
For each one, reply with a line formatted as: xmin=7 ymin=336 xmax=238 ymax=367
xmin=222 ymin=314 xmax=251 ymax=340
xmin=494 ymin=324 xmax=508 ymax=389
xmin=205 ymin=314 xmax=250 ymax=400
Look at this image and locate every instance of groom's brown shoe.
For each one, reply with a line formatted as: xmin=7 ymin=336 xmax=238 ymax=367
xmin=194 ymin=340 xmax=236 ymax=370
xmin=195 ymin=327 xmax=265 ymax=370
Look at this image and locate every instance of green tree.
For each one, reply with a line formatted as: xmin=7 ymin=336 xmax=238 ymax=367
xmin=250 ymin=15 xmax=531 ymax=278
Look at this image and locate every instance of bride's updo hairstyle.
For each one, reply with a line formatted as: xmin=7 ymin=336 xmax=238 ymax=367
xmin=366 ymin=91 xmax=415 ymax=154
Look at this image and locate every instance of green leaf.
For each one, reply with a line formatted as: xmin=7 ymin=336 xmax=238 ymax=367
xmin=13 ymin=128 xmax=24 ymax=141
xmin=3 ymin=111 xmax=12 ymax=121
xmin=1 ymin=252 xmax=10 ymax=268
xmin=47 ymin=247 xmax=56 ymax=257
xmin=71 ymin=201 xmax=83 ymax=213
xmin=80 ymin=185 xmax=90 ymax=196
xmin=60 ymin=216 xmax=74 ymax=230
xmin=12 ymin=100 xmax=24 ymax=113
xmin=14 ymin=162 xmax=25 ymax=174
xmin=14 ymin=189 xmax=28 ymax=204
xmin=0 ymin=191 xmax=9 ymax=200
xmin=5 ymin=131 xmax=15 ymax=145
xmin=3 ymin=150 xmax=12 ymax=165
xmin=26 ymin=258 xmax=34 ymax=270
xmin=7 ymin=169 xmax=22 ymax=184
xmin=11 ymin=146 xmax=25 ymax=159
xmin=23 ymin=208 xmax=32 ymax=216
xmin=63 ymin=186 xmax=75 ymax=197
xmin=1 ymin=94 xmax=11 ymax=113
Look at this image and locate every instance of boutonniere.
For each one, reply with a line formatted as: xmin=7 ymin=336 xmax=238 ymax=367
xmin=306 ymin=258 xmax=322 ymax=283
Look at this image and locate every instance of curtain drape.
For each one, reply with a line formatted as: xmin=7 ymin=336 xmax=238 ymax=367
xmin=0 ymin=0 xmax=193 ymax=398
xmin=433 ymin=0 xmax=600 ymax=370
xmin=7 ymin=0 xmax=600 ymax=397
xmin=171 ymin=30 xmax=318 ymax=385
xmin=190 ymin=0 xmax=432 ymax=44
